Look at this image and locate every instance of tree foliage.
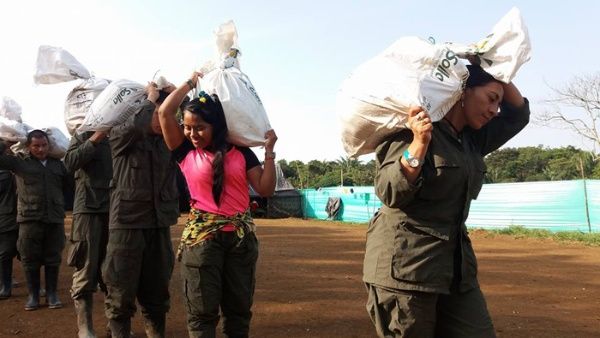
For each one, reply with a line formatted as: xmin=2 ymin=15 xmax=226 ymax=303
xmin=278 ymin=147 xmax=600 ymax=189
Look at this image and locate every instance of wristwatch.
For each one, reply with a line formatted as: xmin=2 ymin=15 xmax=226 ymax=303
xmin=403 ymin=149 xmax=422 ymax=168
xmin=265 ymin=151 xmax=276 ymax=160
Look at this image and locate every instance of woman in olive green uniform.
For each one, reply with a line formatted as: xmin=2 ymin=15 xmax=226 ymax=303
xmin=363 ymin=65 xmax=530 ymax=338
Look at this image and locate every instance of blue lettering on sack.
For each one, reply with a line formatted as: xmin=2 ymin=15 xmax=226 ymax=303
xmin=433 ymin=50 xmax=458 ymax=82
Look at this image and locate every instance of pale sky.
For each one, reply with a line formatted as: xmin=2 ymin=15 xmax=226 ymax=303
xmin=1 ymin=0 xmax=598 ymax=162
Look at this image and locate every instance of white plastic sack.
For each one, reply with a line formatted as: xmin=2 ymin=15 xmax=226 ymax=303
xmin=337 ymin=37 xmax=468 ymax=157
xmin=44 ymin=127 xmax=70 ymax=159
xmin=33 ymin=45 xmax=91 ymax=84
xmin=0 ymin=97 xmax=23 ymax=122
xmin=64 ymin=77 xmax=111 ymax=135
xmin=446 ymin=7 xmax=531 ymax=83
xmin=0 ymin=116 xmax=28 ymax=142
xmin=198 ymin=21 xmax=271 ymax=147
xmin=8 ymin=125 xmax=68 ymax=159
xmin=77 ymin=79 xmax=146 ymax=133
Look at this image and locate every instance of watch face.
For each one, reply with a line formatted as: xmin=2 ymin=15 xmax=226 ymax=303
xmin=408 ymin=158 xmax=420 ymax=168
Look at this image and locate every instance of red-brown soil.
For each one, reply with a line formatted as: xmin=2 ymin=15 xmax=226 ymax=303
xmin=0 ymin=216 xmax=599 ymax=337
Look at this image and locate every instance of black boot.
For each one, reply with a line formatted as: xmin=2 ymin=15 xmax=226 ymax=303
xmin=45 ymin=265 xmax=63 ymax=309
xmin=107 ymin=319 xmax=132 ymax=338
xmin=24 ymin=268 xmax=40 ymax=311
xmin=0 ymin=259 xmax=13 ymax=299
xmin=143 ymin=313 xmax=166 ymax=338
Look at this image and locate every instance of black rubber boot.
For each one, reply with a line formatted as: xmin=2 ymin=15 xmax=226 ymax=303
xmin=0 ymin=259 xmax=13 ymax=299
xmin=45 ymin=265 xmax=63 ymax=309
xmin=24 ymin=268 xmax=40 ymax=311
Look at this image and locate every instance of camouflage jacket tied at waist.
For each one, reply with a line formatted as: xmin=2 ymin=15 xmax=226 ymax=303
xmin=177 ymin=207 xmax=256 ymax=260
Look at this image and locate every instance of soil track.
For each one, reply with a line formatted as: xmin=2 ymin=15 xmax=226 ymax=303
xmin=1 ymin=216 xmax=599 ymax=337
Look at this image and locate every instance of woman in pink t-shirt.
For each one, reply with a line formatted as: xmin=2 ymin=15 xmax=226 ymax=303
xmin=158 ymin=72 xmax=277 ymax=338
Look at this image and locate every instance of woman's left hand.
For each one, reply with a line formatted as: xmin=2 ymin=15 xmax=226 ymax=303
xmin=264 ymin=129 xmax=277 ymax=151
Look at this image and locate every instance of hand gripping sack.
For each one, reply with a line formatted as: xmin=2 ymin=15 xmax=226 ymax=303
xmin=446 ymin=7 xmax=531 ymax=83
xmin=337 ymin=37 xmax=468 ymax=157
xmin=77 ymin=79 xmax=146 ymax=133
xmin=33 ymin=45 xmax=91 ymax=84
xmin=199 ymin=20 xmax=271 ymax=147
xmin=64 ymin=77 xmax=111 ymax=135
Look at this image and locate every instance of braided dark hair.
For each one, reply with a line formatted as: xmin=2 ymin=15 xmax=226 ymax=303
xmin=184 ymin=92 xmax=229 ymax=206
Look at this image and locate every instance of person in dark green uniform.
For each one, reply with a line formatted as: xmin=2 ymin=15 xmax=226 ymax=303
xmin=64 ymin=130 xmax=112 ymax=337
xmin=0 ymin=141 xmax=18 ymax=300
xmin=0 ymin=130 xmax=68 ymax=311
xmin=102 ymin=84 xmax=180 ymax=338
xmin=363 ymin=64 xmax=530 ymax=338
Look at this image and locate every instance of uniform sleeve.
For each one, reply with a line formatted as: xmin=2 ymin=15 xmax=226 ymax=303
xmin=0 ymin=154 xmax=18 ymax=172
xmin=374 ymin=131 xmax=423 ymax=209
xmin=109 ymin=100 xmax=155 ymax=157
xmin=172 ymin=139 xmax=194 ymax=163
xmin=238 ymin=147 xmax=260 ymax=171
xmin=471 ymin=98 xmax=530 ymax=156
xmin=63 ymin=132 xmax=97 ymax=173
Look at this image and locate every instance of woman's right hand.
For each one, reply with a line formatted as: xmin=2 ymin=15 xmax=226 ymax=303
xmin=406 ymin=106 xmax=432 ymax=145
xmin=186 ymin=71 xmax=203 ymax=89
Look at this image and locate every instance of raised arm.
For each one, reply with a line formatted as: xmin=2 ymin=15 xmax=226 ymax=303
xmin=63 ymin=131 xmax=107 ymax=173
xmin=247 ymin=130 xmax=278 ymax=197
xmin=158 ymin=72 xmax=200 ymax=151
xmin=472 ymin=82 xmax=530 ymax=156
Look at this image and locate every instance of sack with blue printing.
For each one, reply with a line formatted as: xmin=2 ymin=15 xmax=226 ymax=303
xmin=197 ymin=20 xmax=271 ymax=147
xmin=77 ymin=79 xmax=146 ymax=133
xmin=337 ymin=36 xmax=468 ymax=158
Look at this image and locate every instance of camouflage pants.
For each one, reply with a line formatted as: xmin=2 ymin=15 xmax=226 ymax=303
xmin=17 ymin=222 xmax=65 ymax=271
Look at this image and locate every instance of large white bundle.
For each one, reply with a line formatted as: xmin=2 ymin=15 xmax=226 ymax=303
xmin=64 ymin=77 xmax=111 ymax=135
xmin=199 ymin=20 xmax=271 ymax=147
xmin=0 ymin=97 xmax=23 ymax=122
xmin=77 ymin=79 xmax=146 ymax=133
xmin=446 ymin=7 xmax=531 ymax=83
xmin=0 ymin=116 xmax=28 ymax=143
xmin=33 ymin=45 xmax=91 ymax=84
xmin=337 ymin=37 xmax=468 ymax=158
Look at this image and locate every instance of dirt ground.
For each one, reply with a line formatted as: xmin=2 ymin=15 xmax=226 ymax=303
xmin=1 ymin=216 xmax=599 ymax=338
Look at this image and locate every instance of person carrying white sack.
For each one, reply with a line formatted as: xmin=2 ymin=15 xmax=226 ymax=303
xmin=158 ymin=71 xmax=277 ymax=338
xmin=363 ymin=63 xmax=529 ymax=338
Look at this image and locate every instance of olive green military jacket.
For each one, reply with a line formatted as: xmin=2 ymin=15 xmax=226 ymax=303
xmin=0 ymin=170 xmax=17 ymax=232
xmin=0 ymin=154 xmax=67 ymax=224
xmin=64 ymin=132 xmax=113 ymax=215
xmin=363 ymin=99 xmax=530 ymax=294
xmin=108 ymin=100 xmax=179 ymax=229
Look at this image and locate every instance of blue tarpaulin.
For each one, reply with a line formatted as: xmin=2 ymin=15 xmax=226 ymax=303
xmin=300 ymin=180 xmax=600 ymax=233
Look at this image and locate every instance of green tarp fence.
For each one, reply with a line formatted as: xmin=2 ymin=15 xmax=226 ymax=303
xmin=300 ymin=180 xmax=600 ymax=233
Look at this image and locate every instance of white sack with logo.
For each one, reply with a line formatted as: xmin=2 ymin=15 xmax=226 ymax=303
xmin=77 ymin=79 xmax=146 ymax=133
xmin=198 ymin=20 xmax=271 ymax=147
xmin=337 ymin=37 xmax=468 ymax=158
xmin=446 ymin=7 xmax=531 ymax=83
xmin=64 ymin=77 xmax=111 ymax=135
xmin=33 ymin=45 xmax=91 ymax=84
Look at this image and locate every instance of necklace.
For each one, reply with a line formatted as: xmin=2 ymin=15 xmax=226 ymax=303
xmin=443 ymin=117 xmax=461 ymax=137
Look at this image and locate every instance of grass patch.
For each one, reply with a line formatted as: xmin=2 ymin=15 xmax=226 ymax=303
xmin=481 ymin=226 xmax=600 ymax=246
